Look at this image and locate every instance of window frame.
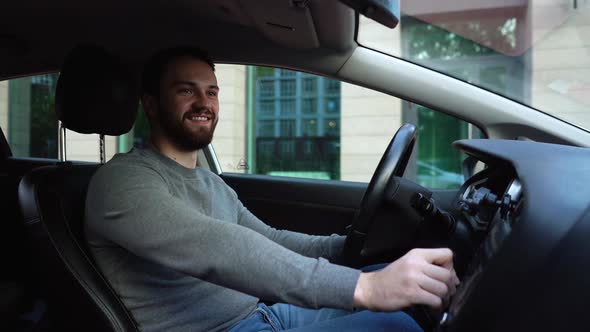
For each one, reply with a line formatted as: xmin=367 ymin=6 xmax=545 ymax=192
xmin=211 ymin=64 xmax=486 ymax=189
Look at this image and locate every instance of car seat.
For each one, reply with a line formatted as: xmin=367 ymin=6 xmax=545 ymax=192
xmin=18 ymin=44 xmax=140 ymax=331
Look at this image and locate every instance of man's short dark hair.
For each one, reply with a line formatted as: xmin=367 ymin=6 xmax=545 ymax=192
xmin=141 ymin=46 xmax=215 ymax=97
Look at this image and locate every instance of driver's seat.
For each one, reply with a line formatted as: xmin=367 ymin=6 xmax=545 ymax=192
xmin=18 ymin=45 xmax=140 ymax=331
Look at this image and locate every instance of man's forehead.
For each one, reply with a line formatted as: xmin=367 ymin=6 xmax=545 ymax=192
xmin=162 ymin=56 xmax=217 ymax=82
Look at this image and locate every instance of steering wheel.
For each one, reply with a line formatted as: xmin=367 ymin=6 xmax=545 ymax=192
xmin=342 ymin=123 xmax=417 ymax=266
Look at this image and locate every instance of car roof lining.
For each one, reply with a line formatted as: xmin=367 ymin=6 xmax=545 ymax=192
xmin=0 ymin=0 xmax=357 ymax=81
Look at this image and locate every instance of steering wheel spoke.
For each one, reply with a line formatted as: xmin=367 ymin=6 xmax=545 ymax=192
xmin=343 ymin=123 xmax=417 ymax=266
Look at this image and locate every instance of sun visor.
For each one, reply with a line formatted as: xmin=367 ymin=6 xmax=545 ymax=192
xmin=241 ymin=0 xmax=320 ymax=49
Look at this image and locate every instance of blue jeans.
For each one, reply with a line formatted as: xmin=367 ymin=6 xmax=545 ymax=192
xmin=229 ymin=264 xmax=421 ymax=331
xmin=228 ymin=303 xmax=422 ymax=332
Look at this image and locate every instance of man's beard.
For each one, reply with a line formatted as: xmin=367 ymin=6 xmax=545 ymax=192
xmin=156 ymin=102 xmax=217 ymax=151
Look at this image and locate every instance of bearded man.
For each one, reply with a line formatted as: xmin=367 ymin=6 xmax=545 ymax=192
xmin=85 ymin=47 xmax=458 ymax=332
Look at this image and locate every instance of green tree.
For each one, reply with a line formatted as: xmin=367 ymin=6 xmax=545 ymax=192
xmin=29 ymin=74 xmax=59 ymax=158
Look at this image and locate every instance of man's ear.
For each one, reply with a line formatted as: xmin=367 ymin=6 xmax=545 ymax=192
xmin=141 ymin=94 xmax=157 ymax=119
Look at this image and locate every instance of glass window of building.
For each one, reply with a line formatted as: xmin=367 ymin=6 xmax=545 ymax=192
xmin=2 ymin=74 xmax=59 ymax=159
xmin=251 ymin=67 xmax=342 ymax=180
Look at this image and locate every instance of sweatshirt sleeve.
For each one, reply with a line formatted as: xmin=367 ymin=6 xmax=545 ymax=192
xmin=85 ymin=163 xmax=360 ymax=310
xmin=236 ymin=202 xmax=346 ymax=262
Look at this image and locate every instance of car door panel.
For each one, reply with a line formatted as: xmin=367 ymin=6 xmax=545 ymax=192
xmin=221 ymin=173 xmax=460 ymax=237
xmin=221 ymin=173 xmax=366 ymax=235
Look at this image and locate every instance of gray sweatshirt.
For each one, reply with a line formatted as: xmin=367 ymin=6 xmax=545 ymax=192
xmin=84 ymin=148 xmax=361 ymax=332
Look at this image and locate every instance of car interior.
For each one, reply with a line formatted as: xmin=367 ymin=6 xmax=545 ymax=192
xmin=1 ymin=0 xmax=590 ymax=331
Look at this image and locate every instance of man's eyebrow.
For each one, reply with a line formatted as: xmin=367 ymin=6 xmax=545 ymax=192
xmin=171 ymin=80 xmax=196 ymax=87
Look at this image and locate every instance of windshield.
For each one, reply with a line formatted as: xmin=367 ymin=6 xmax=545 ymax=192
xmin=358 ymin=0 xmax=590 ymax=131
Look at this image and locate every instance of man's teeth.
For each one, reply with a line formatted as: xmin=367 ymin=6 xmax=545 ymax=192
xmin=189 ymin=116 xmax=209 ymax=121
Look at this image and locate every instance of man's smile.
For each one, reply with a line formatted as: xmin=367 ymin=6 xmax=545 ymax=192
xmin=184 ymin=112 xmax=214 ymax=124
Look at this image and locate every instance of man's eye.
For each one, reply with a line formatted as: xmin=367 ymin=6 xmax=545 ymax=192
xmin=208 ymin=91 xmax=218 ymax=97
xmin=178 ymin=88 xmax=193 ymax=95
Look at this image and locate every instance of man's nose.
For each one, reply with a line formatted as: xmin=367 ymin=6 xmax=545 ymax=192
xmin=191 ymin=90 xmax=212 ymax=109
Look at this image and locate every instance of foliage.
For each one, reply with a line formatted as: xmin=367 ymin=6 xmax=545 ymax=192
xmin=403 ymin=16 xmax=514 ymax=60
xmin=29 ymin=74 xmax=59 ymax=158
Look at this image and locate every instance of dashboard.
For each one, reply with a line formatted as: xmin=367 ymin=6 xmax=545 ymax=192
xmin=439 ymin=139 xmax=590 ymax=331
xmin=445 ymin=163 xmax=523 ymax=325
xmin=360 ymin=138 xmax=590 ymax=331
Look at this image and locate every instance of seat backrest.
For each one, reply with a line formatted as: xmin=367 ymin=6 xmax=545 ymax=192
xmin=0 ymin=144 xmax=59 ymax=328
xmin=19 ymin=164 xmax=138 ymax=331
xmin=18 ymin=44 xmax=140 ymax=331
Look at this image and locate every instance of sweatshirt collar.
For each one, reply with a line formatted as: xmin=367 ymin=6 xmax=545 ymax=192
xmin=142 ymin=146 xmax=201 ymax=179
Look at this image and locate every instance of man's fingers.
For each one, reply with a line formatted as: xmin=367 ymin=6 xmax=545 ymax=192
xmin=418 ymin=274 xmax=449 ymax=299
xmin=423 ymin=263 xmax=451 ymax=282
xmin=359 ymin=248 xmax=460 ymax=312
xmin=418 ymin=251 xmax=458 ymax=285
xmin=430 ymin=266 xmax=458 ymax=295
xmin=416 ymin=250 xmax=460 ymax=300
xmin=413 ymin=248 xmax=454 ymax=268
xmin=415 ymin=288 xmax=443 ymax=309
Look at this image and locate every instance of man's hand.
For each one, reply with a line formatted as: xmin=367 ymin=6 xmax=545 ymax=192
xmin=353 ymin=248 xmax=460 ymax=312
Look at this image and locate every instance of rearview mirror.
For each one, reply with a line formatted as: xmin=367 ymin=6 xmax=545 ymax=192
xmin=339 ymin=0 xmax=400 ymax=28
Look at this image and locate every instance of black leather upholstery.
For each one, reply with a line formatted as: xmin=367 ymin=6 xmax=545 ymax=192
xmin=18 ymin=45 xmax=140 ymax=331
xmin=19 ymin=165 xmax=138 ymax=331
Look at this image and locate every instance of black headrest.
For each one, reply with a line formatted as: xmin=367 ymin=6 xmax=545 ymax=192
xmin=55 ymin=45 xmax=139 ymax=135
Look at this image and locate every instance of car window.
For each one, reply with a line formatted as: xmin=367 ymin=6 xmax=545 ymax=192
xmin=358 ymin=2 xmax=590 ymax=132
xmin=1 ymin=74 xmax=59 ymax=158
xmin=1 ymin=73 xmax=121 ymax=162
xmin=209 ymin=65 xmax=483 ymax=189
